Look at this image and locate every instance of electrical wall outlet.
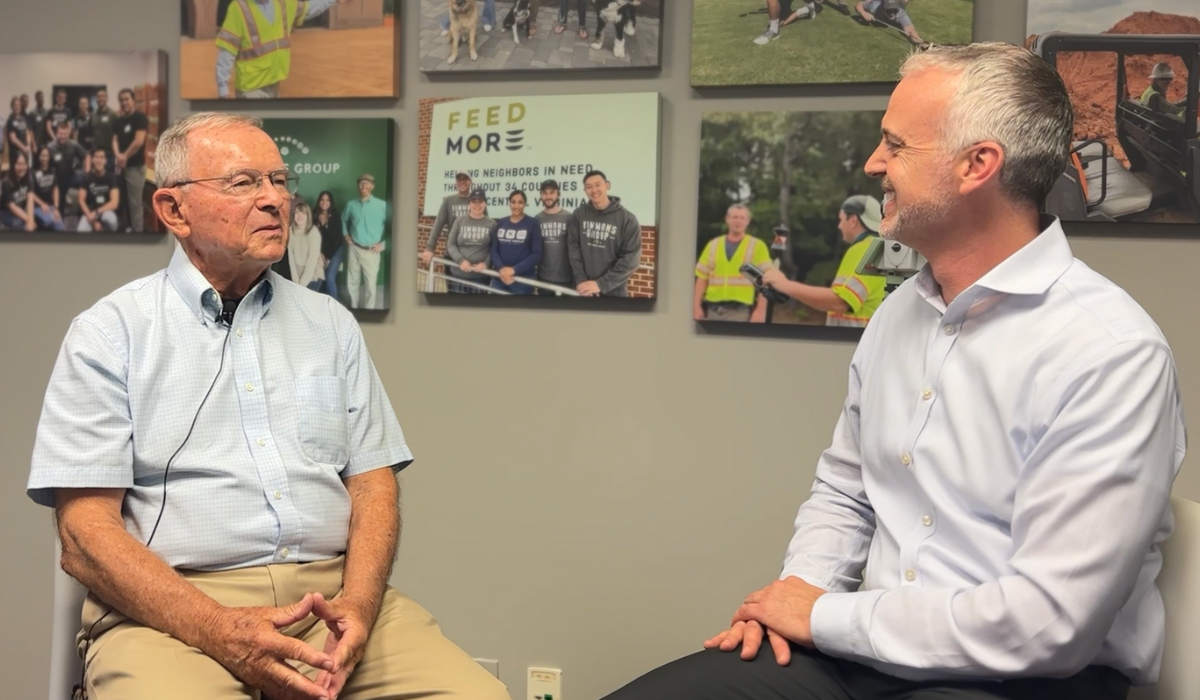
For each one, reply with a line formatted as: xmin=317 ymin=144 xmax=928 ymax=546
xmin=527 ymin=666 xmax=562 ymax=700
xmin=474 ymin=658 xmax=500 ymax=678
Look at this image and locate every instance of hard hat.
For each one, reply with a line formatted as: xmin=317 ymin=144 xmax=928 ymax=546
xmin=1150 ymin=62 xmax=1175 ymax=80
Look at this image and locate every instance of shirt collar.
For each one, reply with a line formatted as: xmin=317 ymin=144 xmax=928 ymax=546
xmin=973 ymin=216 xmax=1074 ymax=295
xmin=167 ymin=243 xmax=275 ymax=325
xmin=913 ymin=216 xmax=1074 ymax=305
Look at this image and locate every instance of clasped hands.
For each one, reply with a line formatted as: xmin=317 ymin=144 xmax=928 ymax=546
xmin=703 ymin=576 xmax=826 ymax=666
xmin=201 ymin=591 xmax=373 ymax=700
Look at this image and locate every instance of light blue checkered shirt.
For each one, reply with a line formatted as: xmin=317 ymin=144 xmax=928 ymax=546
xmin=28 ymin=244 xmax=413 ymax=571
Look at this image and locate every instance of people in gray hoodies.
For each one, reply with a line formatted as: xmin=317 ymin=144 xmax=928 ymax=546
xmin=567 ymin=170 xmax=642 ymax=297
xmin=445 ymin=189 xmax=497 ymax=294
xmin=421 ymin=170 xmax=474 ymax=265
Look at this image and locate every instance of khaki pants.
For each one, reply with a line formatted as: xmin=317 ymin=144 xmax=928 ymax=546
xmin=79 ymin=557 xmax=510 ymax=700
xmin=347 ymin=245 xmax=382 ymax=309
xmin=123 ymin=165 xmax=145 ymax=232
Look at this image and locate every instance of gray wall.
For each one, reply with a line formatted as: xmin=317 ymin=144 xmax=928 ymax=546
xmin=1 ymin=2 xmax=1197 ymax=699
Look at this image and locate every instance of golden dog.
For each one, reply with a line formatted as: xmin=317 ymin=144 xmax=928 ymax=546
xmin=448 ymin=0 xmax=480 ymax=64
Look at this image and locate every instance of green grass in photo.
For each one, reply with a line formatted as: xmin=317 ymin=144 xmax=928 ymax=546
xmin=691 ymin=0 xmax=974 ymax=86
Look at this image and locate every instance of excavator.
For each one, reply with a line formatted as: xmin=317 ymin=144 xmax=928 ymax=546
xmin=1031 ymin=33 xmax=1200 ymax=223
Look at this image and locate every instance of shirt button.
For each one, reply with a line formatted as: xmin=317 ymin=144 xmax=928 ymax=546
xmin=900 ymin=452 xmax=912 ymax=466
xmin=922 ymin=388 xmax=933 ymax=400
xmin=236 ymin=328 xmax=244 ymax=338
xmin=245 ymin=382 xmax=254 ymax=392
xmin=944 ymin=324 xmax=956 ymax=336
xmin=274 ymin=490 xmax=282 ymax=500
xmin=257 ymin=438 xmax=266 ymax=447
xmin=281 ymin=547 xmax=290 ymax=558
xmin=922 ymin=515 xmax=933 ymax=527
xmin=905 ymin=569 xmax=916 ymax=582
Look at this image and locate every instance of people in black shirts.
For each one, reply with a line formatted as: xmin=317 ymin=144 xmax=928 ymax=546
xmin=30 ymin=146 xmax=65 ymax=231
xmin=48 ymin=121 xmax=88 ymax=215
xmin=73 ymin=95 xmax=94 ymax=152
xmin=26 ymin=92 xmax=46 ymax=150
xmin=315 ymin=190 xmax=345 ymax=300
xmin=0 ymin=152 xmax=37 ymax=231
xmin=114 ymin=88 xmax=148 ymax=233
xmin=45 ymin=89 xmax=73 ymax=145
xmin=76 ymin=149 xmax=119 ymax=232
xmin=89 ymin=88 xmax=118 ymax=175
xmin=6 ymin=96 xmax=33 ymax=172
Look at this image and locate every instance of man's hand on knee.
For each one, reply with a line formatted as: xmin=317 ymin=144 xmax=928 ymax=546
xmin=311 ymin=592 xmax=374 ymax=699
xmin=732 ymin=577 xmax=825 ymax=656
xmin=704 ymin=619 xmax=793 ymax=665
xmin=201 ymin=592 xmax=336 ymax=700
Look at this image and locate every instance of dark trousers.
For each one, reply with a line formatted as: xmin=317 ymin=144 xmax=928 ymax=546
xmin=600 ymin=647 xmax=1130 ymax=700
xmin=559 ymin=0 xmax=587 ymax=24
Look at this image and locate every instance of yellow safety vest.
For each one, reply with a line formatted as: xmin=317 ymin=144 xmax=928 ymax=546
xmin=695 ymin=235 xmax=771 ymax=306
xmin=216 ymin=0 xmax=305 ymax=93
xmin=1140 ymin=84 xmax=1184 ymax=117
xmin=827 ymin=235 xmax=886 ymax=327
xmin=1140 ymin=84 xmax=1159 ymax=107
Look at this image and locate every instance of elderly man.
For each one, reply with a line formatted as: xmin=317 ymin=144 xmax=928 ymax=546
xmin=601 ymin=43 xmax=1184 ymax=700
xmin=27 ymin=112 xmax=509 ymax=700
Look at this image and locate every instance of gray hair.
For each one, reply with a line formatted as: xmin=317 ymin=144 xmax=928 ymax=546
xmin=156 ymin=112 xmax=263 ymax=187
xmin=726 ymin=203 xmax=751 ymax=216
xmin=899 ymin=42 xmax=1073 ymax=206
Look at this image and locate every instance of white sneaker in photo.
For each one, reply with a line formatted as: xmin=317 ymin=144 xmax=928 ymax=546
xmin=484 ymin=23 xmax=493 ymax=31
xmin=440 ymin=27 xmax=449 ymax=36
xmin=753 ymin=29 xmax=779 ymax=45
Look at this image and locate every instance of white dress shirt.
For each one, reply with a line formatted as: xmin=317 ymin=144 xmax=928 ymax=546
xmin=785 ymin=218 xmax=1186 ymax=685
xmin=28 ymin=244 xmax=413 ymax=571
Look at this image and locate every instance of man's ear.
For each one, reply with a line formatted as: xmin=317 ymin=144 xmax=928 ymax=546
xmin=152 ymin=188 xmax=191 ymax=239
xmin=958 ymin=141 xmax=1005 ymax=197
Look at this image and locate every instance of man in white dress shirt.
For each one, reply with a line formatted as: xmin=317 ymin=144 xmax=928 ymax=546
xmin=601 ymin=42 xmax=1186 ymax=700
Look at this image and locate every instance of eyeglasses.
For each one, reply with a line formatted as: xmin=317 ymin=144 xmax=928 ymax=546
xmin=171 ymin=168 xmax=300 ymax=198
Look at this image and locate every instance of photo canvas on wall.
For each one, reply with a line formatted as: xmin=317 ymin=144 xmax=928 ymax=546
xmin=697 ymin=109 xmax=892 ymax=332
xmin=1027 ymin=0 xmax=1200 ymax=229
xmin=418 ymin=0 xmax=662 ymax=73
xmin=416 ymin=93 xmax=660 ymax=299
xmin=0 ymin=51 xmax=168 ymax=235
xmin=260 ymin=118 xmax=396 ymax=311
xmin=180 ymin=0 xmax=399 ymax=99
xmin=690 ymin=0 xmax=974 ymax=87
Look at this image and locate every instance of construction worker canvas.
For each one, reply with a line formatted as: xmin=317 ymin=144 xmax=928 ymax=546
xmin=697 ymin=108 xmax=891 ymax=328
xmin=1027 ymin=0 xmax=1200 ymax=228
xmin=179 ymin=0 xmax=400 ymax=99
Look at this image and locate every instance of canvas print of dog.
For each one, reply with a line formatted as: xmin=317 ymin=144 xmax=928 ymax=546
xmin=448 ymin=0 xmax=480 ymax=64
xmin=502 ymin=0 xmax=533 ymax=45
xmin=592 ymin=0 xmax=639 ymax=58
